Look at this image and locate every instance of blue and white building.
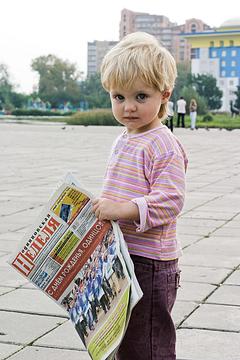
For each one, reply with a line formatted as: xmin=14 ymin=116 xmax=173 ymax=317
xmin=184 ymin=18 xmax=240 ymax=111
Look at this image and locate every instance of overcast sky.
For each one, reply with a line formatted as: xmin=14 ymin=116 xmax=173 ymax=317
xmin=1 ymin=0 xmax=239 ymax=93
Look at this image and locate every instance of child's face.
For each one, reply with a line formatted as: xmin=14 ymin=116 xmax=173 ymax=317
xmin=109 ymin=79 xmax=170 ymax=134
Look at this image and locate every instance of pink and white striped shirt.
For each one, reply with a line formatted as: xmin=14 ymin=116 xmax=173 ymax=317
xmin=101 ymin=125 xmax=188 ymax=260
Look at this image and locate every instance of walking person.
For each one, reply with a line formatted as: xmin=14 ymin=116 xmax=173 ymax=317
xmin=189 ymin=98 xmax=197 ymax=130
xmin=177 ymin=96 xmax=186 ymax=127
xmin=92 ymin=32 xmax=188 ymax=360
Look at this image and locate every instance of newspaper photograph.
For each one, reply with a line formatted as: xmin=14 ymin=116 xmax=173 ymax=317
xmin=8 ymin=173 xmax=142 ymax=360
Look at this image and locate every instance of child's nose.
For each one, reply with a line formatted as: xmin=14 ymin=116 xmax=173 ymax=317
xmin=124 ymin=101 xmax=137 ymax=112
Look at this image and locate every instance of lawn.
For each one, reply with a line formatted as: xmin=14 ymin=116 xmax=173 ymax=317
xmin=2 ymin=112 xmax=240 ymax=129
xmin=176 ymin=114 xmax=240 ymax=129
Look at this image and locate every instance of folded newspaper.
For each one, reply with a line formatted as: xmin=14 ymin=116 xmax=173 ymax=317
xmin=8 ymin=173 xmax=143 ymax=360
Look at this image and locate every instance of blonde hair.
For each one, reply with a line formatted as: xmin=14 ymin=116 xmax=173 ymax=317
xmin=101 ymin=32 xmax=177 ymax=119
xmin=190 ymin=98 xmax=197 ymax=106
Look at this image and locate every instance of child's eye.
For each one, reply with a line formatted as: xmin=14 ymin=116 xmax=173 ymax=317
xmin=136 ymin=93 xmax=147 ymax=101
xmin=113 ymin=94 xmax=125 ymax=101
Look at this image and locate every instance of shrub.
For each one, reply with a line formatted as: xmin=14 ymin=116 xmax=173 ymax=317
xmin=202 ymin=113 xmax=214 ymax=122
xmin=11 ymin=109 xmax=73 ymax=116
xmin=66 ymin=109 xmax=119 ymax=126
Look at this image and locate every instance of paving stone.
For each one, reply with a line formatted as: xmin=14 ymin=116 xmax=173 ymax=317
xmin=0 ymin=343 xmax=22 ymax=359
xmin=0 ymin=222 xmax=27 ymax=234
xmin=6 ymin=346 xmax=90 ymax=360
xmin=178 ymin=234 xmax=202 ymax=248
xmin=181 ymin=192 xmax=221 ymax=209
xmin=223 ymin=220 xmax=240 ymax=228
xmin=177 ymin=282 xmax=216 ymax=302
xmin=177 ymin=225 xmax=212 ymax=236
xmin=18 ymin=282 xmax=36 ymax=290
xmin=0 ymin=288 xmax=67 ymax=317
xmin=183 ymin=235 xmax=240 ymax=258
xmin=172 ymin=301 xmax=198 ymax=327
xmin=212 ymin=226 xmax=240 ymax=237
xmin=0 ymin=240 xmax=20 ymax=253
xmin=34 ymin=319 xmax=85 ymax=350
xmin=1 ymin=124 xmax=240 ymax=360
xmin=0 ymin=311 xmax=66 ymax=345
xmin=0 ymin=254 xmax=12 ymax=267
xmin=181 ymin=303 xmax=240 ymax=331
xmin=176 ymin=328 xmax=240 ymax=360
xmin=224 ymin=270 xmax=240 ymax=285
xmin=182 ymin=210 xmax=236 ymax=221
xmin=206 ymin=284 xmax=240 ymax=306
xmin=178 ymin=217 xmax=225 ymax=229
xmin=180 ymin=253 xmax=240 ymax=269
xmin=0 ymin=232 xmax=21 ymax=241
xmin=179 ymin=265 xmax=231 ymax=284
xmin=0 ymin=287 xmax=14 ymax=296
xmin=0 ymin=266 xmax=28 ymax=287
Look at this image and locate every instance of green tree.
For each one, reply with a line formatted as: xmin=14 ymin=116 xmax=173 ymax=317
xmin=0 ymin=63 xmax=13 ymax=110
xmin=79 ymin=73 xmax=111 ymax=109
xmin=9 ymin=92 xmax=28 ymax=108
xmin=191 ymin=74 xmax=222 ymax=110
xmin=234 ymin=85 xmax=240 ymax=109
xmin=172 ymin=62 xmax=191 ymax=103
xmin=181 ymin=85 xmax=208 ymax=115
xmin=31 ymin=55 xmax=81 ymax=107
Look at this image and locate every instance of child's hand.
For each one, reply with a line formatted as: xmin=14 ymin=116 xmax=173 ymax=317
xmin=92 ymin=198 xmax=120 ymax=221
xmin=92 ymin=198 xmax=140 ymax=222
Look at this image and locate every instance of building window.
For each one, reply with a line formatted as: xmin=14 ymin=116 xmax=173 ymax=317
xmin=221 ymin=60 xmax=226 ymax=67
xmin=222 ymin=50 xmax=226 ymax=57
xmin=231 ymin=70 xmax=236 ymax=77
xmin=220 ymin=40 xmax=224 ymax=47
xmin=229 ymin=80 xmax=234 ymax=86
xmin=211 ymin=50 xmax=217 ymax=57
xmin=231 ymin=50 xmax=237 ymax=56
xmin=191 ymin=23 xmax=197 ymax=33
xmin=221 ymin=70 xmax=226 ymax=77
xmin=231 ymin=60 xmax=236 ymax=67
xmin=191 ymin=48 xmax=199 ymax=59
xmin=210 ymin=41 xmax=214 ymax=47
xmin=229 ymin=40 xmax=234 ymax=46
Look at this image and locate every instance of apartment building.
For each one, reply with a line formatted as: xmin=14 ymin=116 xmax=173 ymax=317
xmin=184 ymin=18 xmax=240 ymax=111
xmin=87 ymin=40 xmax=118 ymax=77
xmin=87 ymin=8 xmax=211 ymax=77
xmin=119 ymin=8 xmax=211 ymax=63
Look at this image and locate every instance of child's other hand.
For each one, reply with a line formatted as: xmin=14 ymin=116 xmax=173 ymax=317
xmin=92 ymin=198 xmax=120 ymax=221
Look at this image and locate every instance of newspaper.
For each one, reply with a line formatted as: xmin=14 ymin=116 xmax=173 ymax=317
xmin=8 ymin=173 xmax=143 ymax=360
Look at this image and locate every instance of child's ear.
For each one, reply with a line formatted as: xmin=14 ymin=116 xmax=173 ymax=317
xmin=161 ymin=90 xmax=172 ymax=103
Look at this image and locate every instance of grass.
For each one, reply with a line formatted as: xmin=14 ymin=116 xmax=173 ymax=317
xmin=1 ymin=112 xmax=240 ymax=129
xmin=176 ymin=114 xmax=240 ymax=129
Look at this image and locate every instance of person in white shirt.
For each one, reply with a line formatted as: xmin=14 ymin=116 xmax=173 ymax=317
xmin=177 ymin=97 xmax=186 ymax=128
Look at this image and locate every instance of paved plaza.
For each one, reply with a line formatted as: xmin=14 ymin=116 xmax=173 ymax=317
xmin=0 ymin=121 xmax=240 ymax=360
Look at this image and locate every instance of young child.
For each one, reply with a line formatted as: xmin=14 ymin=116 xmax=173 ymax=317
xmin=92 ymin=32 xmax=188 ymax=360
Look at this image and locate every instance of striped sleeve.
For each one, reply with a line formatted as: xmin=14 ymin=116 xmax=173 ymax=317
xmin=132 ymin=151 xmax=186 ymax=232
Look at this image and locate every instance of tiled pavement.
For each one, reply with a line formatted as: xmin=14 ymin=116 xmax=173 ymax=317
xmin=0 ymin=121 xmax=239 ymax=360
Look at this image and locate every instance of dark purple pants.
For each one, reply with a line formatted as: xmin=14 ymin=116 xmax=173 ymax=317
xmin=116 ymin=255 xmax=180 ymax=360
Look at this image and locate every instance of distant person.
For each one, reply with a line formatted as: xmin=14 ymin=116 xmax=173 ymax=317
xmin=177 ymin=96 xmax=186 ymax=127
xmin=189 ymin=98 xmax=198 ymax=130
xmin=230 ymin=100 xmax=239 ymax=117
xmin=166 ymin=100 xmax=174 ymax=132
xmin=92 ymin=32 xmax=188 ymax=360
